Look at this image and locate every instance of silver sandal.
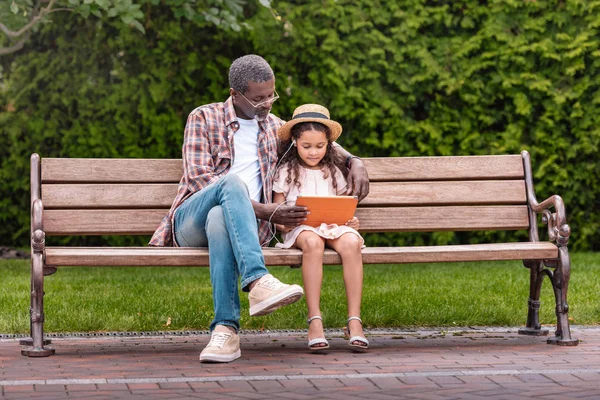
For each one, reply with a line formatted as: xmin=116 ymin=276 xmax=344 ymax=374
xmin=307 ymin=316 xmax=329 ymax=351
xmin=347 ymin=316 xmax=369 ymax=351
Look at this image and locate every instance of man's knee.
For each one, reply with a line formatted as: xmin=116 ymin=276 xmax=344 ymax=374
xmin=220 ymin=174 xmax=250 ymax=198
xmin=206 ymin=206 xmax=227 ymax=237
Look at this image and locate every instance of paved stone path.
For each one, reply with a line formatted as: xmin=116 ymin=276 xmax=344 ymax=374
xmin=2 ymin=327 xmax=600 ymax=399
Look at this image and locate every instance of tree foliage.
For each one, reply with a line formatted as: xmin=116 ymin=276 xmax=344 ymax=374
xmin=0 ymin=0 xmax=268 ymax=55
xmin=1 ymin=0 xmax=598 ymax=250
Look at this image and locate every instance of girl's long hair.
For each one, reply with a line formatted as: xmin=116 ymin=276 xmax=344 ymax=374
xmin=277 ymin=122 xmax=345 ymax=193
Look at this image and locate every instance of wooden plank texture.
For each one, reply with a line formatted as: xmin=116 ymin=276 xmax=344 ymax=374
xmin=44 ymin=242 xmax=558 ymax=267
xmin=42 ymin=206 xmax=529 ymax=235
xmin=41 ymin=155 xmax=524 ymax=183
xmin=364 ymin=155 xmax=524 ymax=181
xmin=356 ymin=206 xmax=530 ymax=231
xmin=42 ymin=180 xmax=526 ymax=209
xmin=42 ymin=158 xmax=183 ymax=183
xmin=359 ymin=180 xmax=526 ymax=206
xmin=42 ymin=184 xmax=179 ymax=209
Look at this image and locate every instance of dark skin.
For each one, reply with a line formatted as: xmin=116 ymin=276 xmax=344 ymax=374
xmin=230 ymin=79 xmax=370 ymax=228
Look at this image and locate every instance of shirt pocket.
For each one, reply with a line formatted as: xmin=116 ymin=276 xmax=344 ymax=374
xmin=212 ymin=146 xmax=231 ymax=175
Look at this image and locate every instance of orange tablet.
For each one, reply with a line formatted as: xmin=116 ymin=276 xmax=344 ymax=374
xmin=295 ymin=195 xmax=358 ymax=227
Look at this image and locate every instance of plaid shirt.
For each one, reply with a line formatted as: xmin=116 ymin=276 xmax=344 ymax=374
xmin=149 ymin=96 xmax=283 ymax=247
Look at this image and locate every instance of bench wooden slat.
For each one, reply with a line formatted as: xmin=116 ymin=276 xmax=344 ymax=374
xmin=360 ymin=180 xmax=526 ymax=206
xmin=42 ymin=158 xmax=183 ymax=183
xmin=366 ymin=155 xmax=524 ymax=181
xmin=41 ymin=155 xmax=524 ymax=183
xmin=42 ymin=180 xmax=526 ymax=209
xmin=44 ymin=242 xmax=558 ymax=267
xmin=42 ymin=184 xmax=179 ymax=209
xmin=43 ymin=206 xmax=529 ymax=235
xmin=357 ymin=206 xmax=529 ymax=231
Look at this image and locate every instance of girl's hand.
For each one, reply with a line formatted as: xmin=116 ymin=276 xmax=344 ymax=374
xmin=346 ymin=216 xmax=360 ymax=229
xmin=276 ymin=223 xmax=292 ymax=233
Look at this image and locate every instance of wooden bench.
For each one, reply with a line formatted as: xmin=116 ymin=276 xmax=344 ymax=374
xmin=21 ymin=151 xmax=578 ymax=356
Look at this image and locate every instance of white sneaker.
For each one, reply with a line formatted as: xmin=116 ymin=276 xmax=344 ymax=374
xmin=249 ymin=274 xmax=304 ymax=316
xmin=199 ymin=328 xmax=241 ymax=363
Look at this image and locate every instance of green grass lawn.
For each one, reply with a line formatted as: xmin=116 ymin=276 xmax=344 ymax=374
xmin=1 ymin=253 xmax=599 ymax=334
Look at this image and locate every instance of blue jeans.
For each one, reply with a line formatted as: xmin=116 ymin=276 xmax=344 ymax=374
xmin=173 ymin=174 xmax=269 ymax=332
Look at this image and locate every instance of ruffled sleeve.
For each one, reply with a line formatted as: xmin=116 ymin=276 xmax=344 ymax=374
xmin=272 ymin=167 xmax=289 ymax=194
xmin=334 ymin=166 xmax=348 ymax=195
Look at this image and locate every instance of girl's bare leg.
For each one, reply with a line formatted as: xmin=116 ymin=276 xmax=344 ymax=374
xmin=295 ymin=231 xmax=327 ymax=345
xmin=327 ymin=233 xmax=365 ymax=342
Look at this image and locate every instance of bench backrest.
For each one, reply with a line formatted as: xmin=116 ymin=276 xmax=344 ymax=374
xmin=34 ymin=155 xmax=530 ymax=236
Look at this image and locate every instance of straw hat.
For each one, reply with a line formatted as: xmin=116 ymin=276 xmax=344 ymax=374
xmin=278 ymin=104 xmax=343 ymax=142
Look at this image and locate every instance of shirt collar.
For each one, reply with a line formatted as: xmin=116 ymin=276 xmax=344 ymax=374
xmin=224 ymin=95 xmax=270 ymax=131
xmin=224 ymin=96 xmax=239 ymax=129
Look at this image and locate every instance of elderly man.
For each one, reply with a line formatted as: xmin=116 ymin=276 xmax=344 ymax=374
xmin=150 ymin=54 xmax=369 ymax=363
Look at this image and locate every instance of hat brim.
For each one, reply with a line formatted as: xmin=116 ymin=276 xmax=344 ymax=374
xmin=278 ymin=118 xmax=342 ymax=142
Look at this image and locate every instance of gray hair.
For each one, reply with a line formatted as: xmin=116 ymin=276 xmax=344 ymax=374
xmin=229 ymin=54 xmax=274 ymax=94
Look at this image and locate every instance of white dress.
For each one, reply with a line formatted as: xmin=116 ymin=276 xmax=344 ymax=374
xmin=272 ymin=165 xmax=364 ymax=249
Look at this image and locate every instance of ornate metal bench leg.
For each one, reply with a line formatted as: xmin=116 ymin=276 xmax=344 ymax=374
xmin=21 ymin=230 xmax=54 ymax=357
xmin=20 ymin=267 xmax=57 ymax=346
xmin=546 ymin=247 xmax=578 ymax=346
xmin=519 ymin=261 xmax=549 ymax=336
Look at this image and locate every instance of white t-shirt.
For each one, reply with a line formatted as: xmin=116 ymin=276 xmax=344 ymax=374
xmin=229 ymin=118 xmax=262 ymax=202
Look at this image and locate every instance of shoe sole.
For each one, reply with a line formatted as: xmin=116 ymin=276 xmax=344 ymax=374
xmin=249 ymin=285 xmax=304 ymax=316
xmin=199 ymin=349 xmax=241 ymax=363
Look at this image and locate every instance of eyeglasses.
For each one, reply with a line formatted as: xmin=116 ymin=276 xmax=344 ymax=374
xmin=238 ymin=89 xmax=280 ymax=108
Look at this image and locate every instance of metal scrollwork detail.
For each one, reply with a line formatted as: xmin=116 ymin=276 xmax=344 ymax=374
xmin=557 ymin=224 xmax=571 ymax=247
xmin=31 ymin=229 xmax=46 ymax=253
xmin=541 ymin=210 xmax=557 ymax=242
xmin=541 ymin=211 xmax=569 ymax=246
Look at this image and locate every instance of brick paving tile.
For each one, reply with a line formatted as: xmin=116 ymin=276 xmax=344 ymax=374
xmin=397 ymin=376 xmax=441 ymax=386
xmin=427 ymin=375 xmax=466 ymax=385
xmin=1 ymin=385 xmax=35 ymax=393
xmin=66 ymin=383 xmax=99 ymax=391
xmin=227 ymin=390 xmax=272 ymax=399
xmin=3 ymin=393 xmax=64 ymax=399
xmin=338 ymin=377 xmax=378 ymax=387
xmin=570 ymin=372 xmax=600 ymax=381
xmin=350 ymin=391 xmax=410 ymax=400
xmin=217 ymin=380 xmax=257 ymax=391
xmin=95 ymin=383 xmax=130 ymax=391
xmin=4 ymin=327 xmax=600 ymax=398
xmin=515 ymin=373 xmax=558 ymax=384
xmin=307 ymin=378 xmax=345 ymax=389
xmin=186 ymin=381 xmax=221 ymax=390
xmin=277 ymin=378 xmax=316 ymax=390
xmin=157 ymin=382 xmax=192 ymax=390
xmin=32 ymin=384 xmax=67 ymax=392
xmin=126 ymin=383 xmax=159 ymax=390
xmin=542 ymin=373 xmax=585 ymax=383
xmin=249 ymin=380 xmax=288 ymax=392
xmin=266 ymin=392 xmax=313 ymax=400
xmin=366 ymin=377 xmax=405 ymax=389
xmin=569 ymin=389 xmax=600 ymax=398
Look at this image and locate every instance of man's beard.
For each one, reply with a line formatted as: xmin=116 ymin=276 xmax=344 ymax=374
xmin=253 ymin=109 xmax=270 ymax=122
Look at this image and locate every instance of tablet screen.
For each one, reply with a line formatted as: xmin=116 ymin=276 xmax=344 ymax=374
xmin=295 ymin=196 xmax=358 ymax=227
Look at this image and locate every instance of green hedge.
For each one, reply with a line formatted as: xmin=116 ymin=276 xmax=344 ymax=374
xmin=1 ymin=0 xmax=598 ymax=250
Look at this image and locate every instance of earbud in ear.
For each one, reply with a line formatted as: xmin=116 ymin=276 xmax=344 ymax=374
xmin=292 ymin=140 xmax=296 ymax=146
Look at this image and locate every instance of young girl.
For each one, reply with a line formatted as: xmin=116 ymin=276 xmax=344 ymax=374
xmin=272 ymin=104 xmax=368 ymax=352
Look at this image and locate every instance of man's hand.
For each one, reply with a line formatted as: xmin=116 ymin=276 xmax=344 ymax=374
xmin=256 ymin=202 xmax=309 ymax=226
xmin=346 ymin=158 xmax=370 ymax=201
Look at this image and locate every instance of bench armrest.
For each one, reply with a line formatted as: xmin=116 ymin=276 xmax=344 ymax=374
xmin=529 ymin=193 xmax=570 ymax=247
xmin=31 ymin=198 xmax=45 ymax=254
xmin=521 ymin=150 xmax=570 ymax=247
